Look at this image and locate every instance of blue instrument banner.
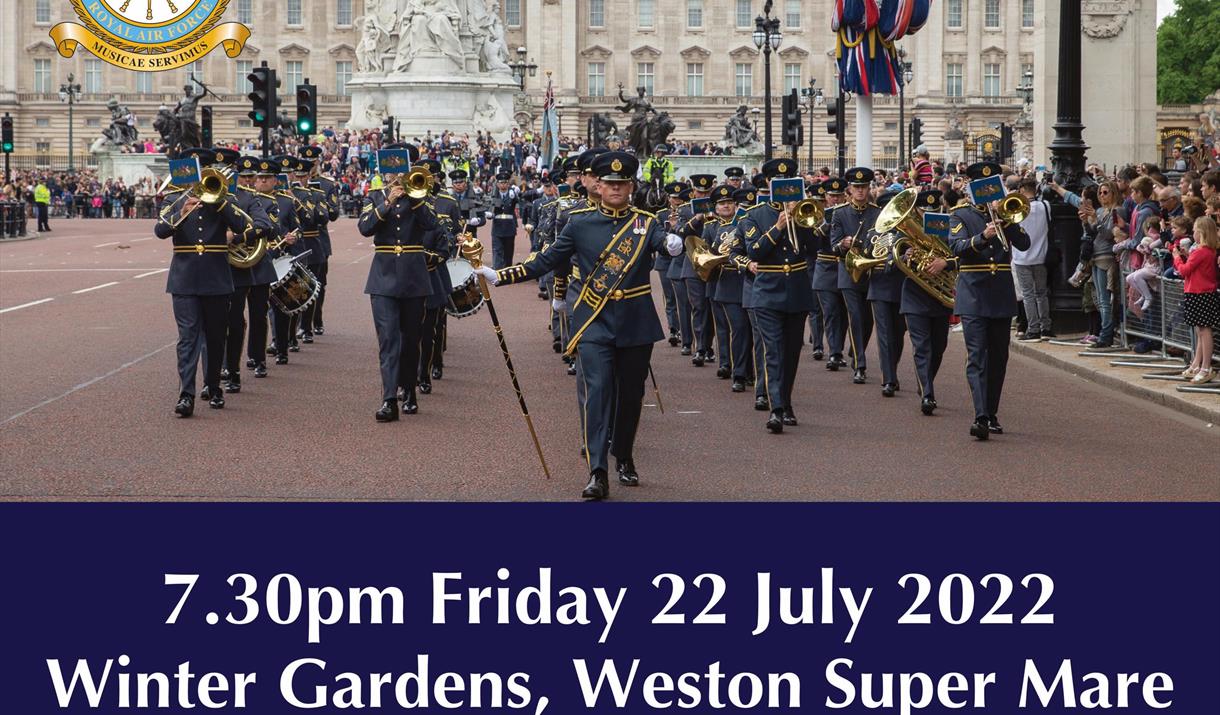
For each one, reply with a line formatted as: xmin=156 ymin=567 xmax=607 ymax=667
xmin=769 ymin=178 xmax=805 ymax=203
xmin=376 ymin=149 xmax=413 ymax=175
xmin=2 ymin=504 xmax=1215 ymax=712
xmin=923 ymin=212 xmax=951 ymax=239
xmin=168 ymin=157 xmax=201 ymax=187
xmin=967 ymin=175 xmax=1006 ymax=205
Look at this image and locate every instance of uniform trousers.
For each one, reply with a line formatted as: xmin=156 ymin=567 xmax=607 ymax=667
xmin=577 ymin=342 xmax=653 ymax=474
xmin=807 ymin=267 xmax=824 ymax=351
xmin=904 ymin=313 xmax=949 ymax=400
xmin=657 ymin=271 xmax=680 ymax=335
xmin=432 ymin=311 xmax=447 ymax=369
xmin=712 ymin=299 xmax=731 ymax=371
xmin=701 ymin=294 xmax=716 ymax=355
xmin=370 ymin=294 xmax=426 ymax=402
xmin=300 ymin=263 xmax=325 ymax=336
xmin=842 ymin=288 xmax=873 ymax=370
xmin=870 ymin=299 xmax=907 ymax=386
xmin=565 ymin=277 xmax=588 ymax=445
xmin=717 ymin=301 xmax=752 ymax=381
xmin=754 ymin=308 xmax=807 ymax=411
xmin=960 ymin=315 xmax=1011 ymax=421
xmin=245 ymin=285 xmax=270 ymax=363
xmin=816 ymin=288 xmax=847 ymax=358
xmin=491 ymin=232 xmax=515 ymax=270
xmin=310 ymin=260 xmax=329 ymax=329
xmin=747 ymin=308 xmax=767 ymax=399
xmin=223 ymin=286 xmax=250 ymax=375
xmin=672 ymin=278 xmax=693 ymax=348
xmin=418 ymin=307 xmax=442 ymax=382
xmin=172 ymin=294 xmax=228 ymax=396
xmin=272 ymin=306 xmax=292 ymax=358
xmin=684 ymin=278 xmax=711 ymax=355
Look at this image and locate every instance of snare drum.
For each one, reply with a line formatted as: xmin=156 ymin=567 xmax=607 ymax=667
xmin=270 ymin=255 xmax=321 ymax=315
xmin=444 ymin=257 xmax=485 ymax=318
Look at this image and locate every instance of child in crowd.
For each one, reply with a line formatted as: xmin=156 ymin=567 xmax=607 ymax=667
xmin=1163 ymin=216 xmax=1194 ymax=279
xmin=1175 ymin=217 xmax=1220 ymax=383
xmin=1125 ymin=217 xmax=1164 ymax=312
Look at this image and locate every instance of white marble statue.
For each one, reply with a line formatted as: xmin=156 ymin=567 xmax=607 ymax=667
xmin=466 ymin=0 xmax=512 ymax=75
xmin=472 ymin=98 xmax=510 ymax=135
xmin=394 ymin=0 xmax=465 ymax=73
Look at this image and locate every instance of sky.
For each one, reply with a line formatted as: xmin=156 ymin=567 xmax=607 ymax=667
xmin=1158 ymin=0 xmax=1176 ymax=25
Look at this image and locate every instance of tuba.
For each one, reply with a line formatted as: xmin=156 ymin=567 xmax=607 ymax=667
xmin=878 ymin=188 xmax=957 ymax=309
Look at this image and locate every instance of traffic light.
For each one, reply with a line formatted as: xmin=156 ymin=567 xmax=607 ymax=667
xmin=1 ymin=113 xmax=13 ymax=154
xmin=782 ymin=89 xmax=802 ymax=147
xmin=908 ymin=117 xmax=924 ymax=151
xmin=382 ymin=115 xmax=395 ymax=144
xmin=200 ymin=106 xmax=213 ymax=148
xmin=999 ymin=123 xmax=1014 ymax=161
xmin=295 ymin=80 xmax=317 ymax=136
xmin=247 ymin=65 xmax=272 ymax=127
xmin=825 ymin=98 xmax=839 ymax=137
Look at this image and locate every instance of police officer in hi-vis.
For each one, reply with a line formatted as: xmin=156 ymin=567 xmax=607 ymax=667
xmin=949 ymin=162 xmax=1030 ymax=440
xmin=472 ymin=151 xmax=684 ymax=501
xmin=155 ymin=148 xmax=255 ymax=416
xmin=733 ymin=158 xmax=818 ymax=434
xmin=830 ymin=167 xmax=879 ymax=384
xmin=358 ymin=143 xmax=440 ymax=422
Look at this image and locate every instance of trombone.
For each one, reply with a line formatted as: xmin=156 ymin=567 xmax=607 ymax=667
xmin=781 ymin=198 xmax=823 ymax=254
xmin=399 ymin=166 xmax=435 ymax=200
xmin=160 ymin=165 xmax=235 ymax=228
xmin=983 ymin=193 xmax=1030 ymax=251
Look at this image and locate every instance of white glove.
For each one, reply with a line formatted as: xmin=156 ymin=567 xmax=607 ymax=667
xmin=466 ymin=216 xmax=481 ymax=226
xmin=551 ymin=297 xmax=565 ymax=312
xmin=484 ymin=210 xmax=494 ymax=218
xmin=666 ymin=233 xmax=684 ymax=256
xmin=474 ymin=265 xmax=499 ymax=285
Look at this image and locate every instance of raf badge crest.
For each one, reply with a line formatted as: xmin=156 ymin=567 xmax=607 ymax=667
xmin=51 ymin=0 xmax=250 ymax=71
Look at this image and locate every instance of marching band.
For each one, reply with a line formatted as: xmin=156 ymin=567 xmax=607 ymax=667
xmin=158 ymin=141 xmax=1031 ymax=498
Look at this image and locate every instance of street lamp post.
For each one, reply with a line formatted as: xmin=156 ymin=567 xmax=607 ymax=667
xmin=898 ymin=49 xmax=913 ymax=174
xmin=753 ymin=2 xmax=783 ymax=161
xmin=507 ymin=45 xmax=538 ymax=92
xmin=58 ymin=73 xmax=82 ymax=172
xmin=801 ymin=78 xmax=822 ymax=172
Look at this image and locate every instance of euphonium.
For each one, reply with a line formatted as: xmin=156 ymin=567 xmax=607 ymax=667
xmin=877 ymin=188 xmax=957 ymax=309
xmin=790 ymin=198 xmax=824 ymax=229
xmin=400 ymin=166 xmax=435 ymax=199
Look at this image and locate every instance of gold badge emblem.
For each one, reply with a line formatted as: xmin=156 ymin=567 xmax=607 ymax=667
xmin=746 ymin=226 xmax=757 ymax=237
xmin=982 ymin=166 xmax=993 ymax=177
xmin=856 ymin=170 xmax=864 ymax=180
xmin=260 ymin=162 xmax=269 ymax=171
xmin=611 ymin=159 xmax=623 ymax=173
xmin=778 ymin=162 xmax=787 ymax=173
xmin=50 ymin=0 xmax=249 ymax=72
xmin=215 ymin=152 xmax=224 ymax=164
xmin=605 ymin=254 xmax=625 ymax=272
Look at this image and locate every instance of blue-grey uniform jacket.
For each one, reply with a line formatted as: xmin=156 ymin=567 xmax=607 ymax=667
xmin=709 ymin=217 xmax=746 ymax=304
xmin=269 ymin=191 xmax=302 ymax=259
xmin=948 ymin=203 xmax=1031 ymax=318
xmin=735 ymin=202 xmax=817 ymax=313
xmin=155 ymin=189 xmax=254 ymax=296
xmin=425 ymin=191 xmax=460 ymax=309
xmin=812 ymin=205 xmax=843 ymax=291
xmin=653 ymin=206 xmax=675 ymax=273
xmin=310 ymin=176 xmax=341 ymax=258
xmin=230 ymin=187 xmax=277 ymax=287
xmin=830 ymin=201 xmax=880 ymax=292
xmin=358 ymin=188 xmax=440 ymax=299
xmin=292 ymin=183 xmax=326 ymax=264
xmin=488 ymin=188 xmax=519 ymax=238
xmin=498 ymin=205 xmax=667 ymax=349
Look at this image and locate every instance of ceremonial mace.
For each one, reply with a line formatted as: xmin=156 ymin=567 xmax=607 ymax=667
xmin=460 ymin=235 xmax=552 ymax=480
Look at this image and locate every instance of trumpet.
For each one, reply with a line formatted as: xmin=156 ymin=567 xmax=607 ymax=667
xmin=984 ymin=193 xmax=1030 ymax=251
xmin=399 ymin=166 xmax=435 ymax=200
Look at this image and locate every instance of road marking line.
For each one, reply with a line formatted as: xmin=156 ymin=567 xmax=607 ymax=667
xmin=1 ymin=341 xmax=176 ymax=427
xmin=676 ymin=411 xmax=702 ymax=415
xmin=93 ymin=241 xmax=121 ymax=248
xmin=0 ymin=268 xmax=165 ymax=273
xmin=72 ymin=281 xmax=120 ymax=294
xmin=0 ymin=298 xmax=54 ymax=314
xmin=133 ymin=268 xmax=169 ymax=279
xmin=129 ymin=237 xmax=155 ymax=243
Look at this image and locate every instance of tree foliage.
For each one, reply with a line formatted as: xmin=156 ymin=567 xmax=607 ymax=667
xmin=1157 ymin=0 xmax=1220 ymax=104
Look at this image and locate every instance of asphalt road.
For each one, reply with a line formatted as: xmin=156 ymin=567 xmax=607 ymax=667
xmin=2 ymin=218 xmax=1216 ymax=501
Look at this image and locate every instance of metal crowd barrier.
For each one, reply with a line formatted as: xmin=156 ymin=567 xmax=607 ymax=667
xmin=1118 ymin=265 xmax=1220 ymax=395
xmin=1 ymin=201 xmax=28 ymax=238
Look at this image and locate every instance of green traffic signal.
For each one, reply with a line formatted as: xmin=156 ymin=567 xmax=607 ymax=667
xmin=297 ymin=119 xmax=312 ymax=133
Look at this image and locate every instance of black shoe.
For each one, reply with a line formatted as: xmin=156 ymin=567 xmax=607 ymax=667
xmin=692 ymin=353 xmax=705 ymax=367
xmin=402 ymin=391 xmax=419 ymax=415
xmin=174 ymin=394 xmax=194 ymax=418
xmin=431 ymin=366 xmax=443 ymax=380
xmin=970 ymin=418 xmax=990 ymax=440
xmin=552 ymin=338 xmax=562 ymax=353
xmin=833 ymin=356 xmax=848 ymax=369
xmin=220 ymin=367 xmax=230 ymax=381
xmin=267 ymin=344 xmax=277 ymax=355
xmin=314 ymin=325 xmax=324 ymax=335
xmin=987 ymin=416 xmax=1003 ymax=434
xmin=567 ymin=362 xmax=578 ymax=375
xmin=302 ymin=333 xmax=314 ymax=344
xmin=782 ymin=407 xmax=798 ymax=426
xmin=225 ymin=375 xmax=242 ymax=394
xmin=538 ymin=289 xmax=549 ymax=299
xmin=1093 ymin=340 xmax=1115 ymax=348
xmin=199 ymin=386 xmax=211 ymax=400
xmin=766 ymin=410 xmax=784 ymax=434
xmin=826 ymin=358 xmax=839 ymax=371
xmin=376 ymin=400 xmax=399 ymax=422
xmin=275 ymin=355 xmax=288 ymax=365
xmin=731 ymin=380 xmax=745 ymax=393
xmin=716 ymin=366 xmax=730 ymax=379
xmin=254 ymin=363 xmax=268 ymax=378
xmin=1018 ymin=331 xmax=1042 ymax=342
xmin=754 ymin=395 xmax=770 ymax=411
xmin=920 ymin=396 xmax=937 ymax=415
xmin=418 ymin=380 xmax=432 ymax=395
xmin=582 ymin=470 xmax=609 ymax=500
xmin=812 ymin=348 xmax=824 ymax=361
xmin=680 ymin=346 xmax=692 ymax=356
xmin=616 ymin=459 xmax=640 ymax=487
xmin=881 ymin=382 xmax=897 ymax=397
xmin=706 ymin=350 xmax=714 ymax=361
xmin=208 ymin=393 xmax=225 ymax=409
xmin=1041 ymin=330 xmax=1056 ymax=339
xmin=288 ymin=343 xmax=300 ymax=353
xmin=245 ymin=358 xmax=257 ymax=369
xmin=668 ymin=333 xmax=680 ymax=346
xmin=853 ymin=368 xmax=867 ymax=384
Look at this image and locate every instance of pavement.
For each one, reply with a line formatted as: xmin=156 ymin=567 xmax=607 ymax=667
xmin=2 ymin=218 xmax=1217 ymax=501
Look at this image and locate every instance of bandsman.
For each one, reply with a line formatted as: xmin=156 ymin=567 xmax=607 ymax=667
xmin=654 ymin=180 xmax=687 ymax=346
xmin=738 ymin=173 xmax=772 ymax=411
xmin=709 ymin=185 xmax=755 ymax=391
xmin=830 ymin=167 xmax=879 ymax=384
xmin=901 ymin=189 xmax=954 ymax=416
xmin=867 ymin=190 xmax=909 ymax=398
xmin=294 ymin=156 xmax=333 ymax=345
xmin=677 ymin=173 xmax=718 ymax=367
xmin=302 ymin=145 xmax=340 ymax=336
xmin=223 ymin=153 xmax=276 ymax=393
xmin=814 ymin=177 xmax=849 ymax=370
xmin=416 ymin=158 xmax=458 ymax=393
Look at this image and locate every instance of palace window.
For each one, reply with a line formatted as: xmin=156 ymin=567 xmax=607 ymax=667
xmin=735 ymin=63 xmax=753 ymax=97
xmin=135 ymin=72 xmax=153 ymax=94
xmin=287 ymin=0 xmax=302 ymax=26
xmin=587 ymin=62 xmax=605 ymax=97
xmin=688 ymin=0 xmax=703 ymax=29
xmin=686 ymin=62 xmax=704 ymax=97
xmin=590 ymin=0 xmax=605 ymax=27
xmin=34 ymin=59 xmax=51 ymax=93
xmin=637 ymin=63 xmax=655 ymax=95
xmin=237 ymin=0 xmax=252 ymax=24
xmin=285 ymin=61 xmax=303 ymax=92
xmin=1022 ymin=0 xmax=1034 ymax=28
xmin=638 ymin=0 xmax=655 ymax=29
xmin=736 ymin=0 xmax=752 ymax=28
xmin=84 ymin=59 xmax=103 ymax=93
xmin=983 ymin=63 xmax=1001 ymax=96
xmin=236 ymin=60 xmax=253 ymax=94
xmin=336 ymin=61 xmax=353 ymax=96
xmin=337 ymin=0 xmax=352 ymax=26
xmin=506 ymin=0 xmax=521 ymax=27
xmin=35 ymin=0 xmax=51 ymax=24
xmin=985 ymin=0 xmax=1001 ymax=29
xmin=947 ymin=0 xmax=962 ymax=29
xmin=784 ymin=63 xmax=801 ymax=93
xmin=785 ymin=0 xmax=801 ymax=28
xmin=946 ymin=63 xmax=963 ymax=98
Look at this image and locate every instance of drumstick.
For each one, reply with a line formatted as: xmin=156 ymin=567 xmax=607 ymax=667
xmin=459 ymin=234 xmax=551 ymax=480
